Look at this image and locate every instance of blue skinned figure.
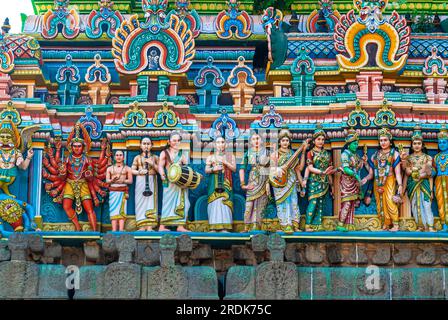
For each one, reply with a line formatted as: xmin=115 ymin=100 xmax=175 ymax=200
xmin=433 ymin=126 xmax=448 ymax=232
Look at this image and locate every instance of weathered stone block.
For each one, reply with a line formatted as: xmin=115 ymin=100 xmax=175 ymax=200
xmin=83 ymin=241 xmax=100 ymax=262
xmin=44 ymin=241 xmax=62 ymax=259
xmin=416 ymin=246 xmax=436 ymax=265
xmin=225 ymin=266 xmax=256 ymax=299
xmin=144 ymin=265 xmax=188 ymax=299
xmin=75 ymin=266 xmax=106 ymax=299
xmin=393 ymin=245 xmax=413 ymax=265
xmin=251 ymin=234 xmax=268 ymax=252
xmin=177 ymin=234 xmax=193 ymax=252
xmin=37 ymin=264 xmax=67 ymax=299
xmin=354 ymin=267 xmax=390 ymax=300
xmin=348 ymin=244 xmax=368 ymax=265
xmin=372 ymin=246 xmax=391 ymax=265
xmin=304 ymin=243 xmax=324 ymax=264
xmin=232 ymin=246 xmax=256 ymax=264
xmin=0 ymin=261 xmax=39 ymax=298
xmin=104 ymin=263 xmax=141 ymax=299
xmin=326 ymin=243 xmax=344 ymax=264
xmin=391 ymin=269 xmax=413 ymax=299
xmin=285 ymin=244 xmax=299 ymax=263
xmin=185 ymin=267 xmax=219 ymax=299
xmin=0 ymin=242 xmax=10 ymax=262
xmin=414 ymin=269 xmax=445 ymax=299
xmin=256 ymin=262 xmax=298 ymax=299
xmin=297 ymin=267 xmax=313 ymax=299
xmin=191 ymin=244 xmax=213 ymax=260
xmin=61 ymin=247 xmax=84 ymax=266
xmin=136 ymin=242 xmax=160 ymax=266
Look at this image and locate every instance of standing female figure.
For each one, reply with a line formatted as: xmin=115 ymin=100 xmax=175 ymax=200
xmin=401 ymin=127 xmax=435 ymax=232
xmin=239 ymin=132 xmax=270 ymax=232
xmin=270 ymin=129 xmax=308 ymax=233
xmin=303 ymin=124 xmax=334 ymax=232
xmin=205 ymin=136 xmax=236 ymax=232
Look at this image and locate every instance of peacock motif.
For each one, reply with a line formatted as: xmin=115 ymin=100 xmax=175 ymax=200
xmin=262 ymin=7 xmax=289 ymax=71
xmin=112 ymin=0 xmax=195 ymax=74
xmin=86 ymin=0 xmax=124 ymax=39
xmin=166 ymin=0 xmax=201 ymax=38
xmin=215 ymin=0 xmax=252 ymax=40
xmin=334 ymin=0 xmax=410 ymax=72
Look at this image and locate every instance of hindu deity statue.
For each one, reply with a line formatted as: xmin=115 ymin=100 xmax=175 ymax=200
xmin=0 ymin=117 xmax=39 ymax=232
xmin=400 ymin=127 xmax=435 ymax=232
xmin=433 ymin=125 xmax=448 ymax=232
xmin=106 ymin=150 xmax=133 ymax=232
xmin=42 ymin=122 xmax=110 ymax=231
xmin=368 ymin=127 xmax=403 ymax=232
xmin=239 ymin=131 xmax=270 ymax=232
xmin=0 ymin=117 xmax=38 ymax=197
xmin=205 ymin=135 xmax=236 ymax=232
xmin=158 ymin=131 xmax=190 ymax=232
xmin=131 ymin=137 xmax=159 ymax=231
xmin=336 ymin=129 xmax=371 ymax=232
xmin=302 ymin=124 xmax=335 ymax=232
xmin=269 ymin=129 xmax=308 ymax=233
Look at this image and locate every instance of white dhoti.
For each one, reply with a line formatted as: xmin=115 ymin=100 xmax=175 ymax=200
xmin=208 ymin=197 xmax=233 ymax=230
xmin=135 ymin=175 xmax=158 ymax=228
xmin=160 ymin=182 xmax=189 ymax=226
xmin=109 ymin=188 xmax=127 ymax=220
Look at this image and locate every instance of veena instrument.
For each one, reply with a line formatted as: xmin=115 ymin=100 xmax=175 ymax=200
xmin=269 ymin=145 xmax=304 ymax=188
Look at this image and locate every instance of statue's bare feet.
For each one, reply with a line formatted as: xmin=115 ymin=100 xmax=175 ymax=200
xmin=176 ymin=226 xmax=190 ymax=232
xmin=220 ymin=230 xmax=229 ymax=233
xmin=389 ymin=225 xmax=399 ymax=232
xmin=429 ymin=227 xmax=436 ymax=232
xmin=158 ymin=226 xmax=170 ymax=232
xmin=305 ymin=228 xmax=314 ymax=232
xmin=382 ymin=225 xmax=389 ymax=231
xmin=146 ymin=227 xmax=154 ymax=232
xmin=138 ymin=227 xmax=146 ymax=231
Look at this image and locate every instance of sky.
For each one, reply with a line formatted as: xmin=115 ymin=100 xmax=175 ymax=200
xmin=0 ymin=0 xmax=34 ymax=33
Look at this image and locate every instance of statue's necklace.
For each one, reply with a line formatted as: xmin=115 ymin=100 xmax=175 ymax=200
xmin=0 ymin=149 xmax=14 ymax=163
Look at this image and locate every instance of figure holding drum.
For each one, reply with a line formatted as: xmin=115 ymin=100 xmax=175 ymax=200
xmin=205 ymin=136 xmax=236 ymax=232
xmin=158 ymin=131 xmax=191 ymax=232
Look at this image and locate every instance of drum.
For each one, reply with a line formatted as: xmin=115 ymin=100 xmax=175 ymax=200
xmin=167 ymin=163 xmax=202 ymax=189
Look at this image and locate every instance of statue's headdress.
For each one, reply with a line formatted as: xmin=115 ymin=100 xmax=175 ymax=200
xmin=378 ymin=127 xmax=392 ymax=140
xmin=278 ymin=128 xmax=292 ymax=142
xmin=438 ymin=125 xmax=448 ymax=140
xmin=312 ymin=123 xmax=326 ymax=140
xmin=345 ymin=128 xmax=359 ymax=144
xmin=67 ymin=122 xmax=91 ymax=153
xmin=411 ymin=125 xmax=423 ymax=142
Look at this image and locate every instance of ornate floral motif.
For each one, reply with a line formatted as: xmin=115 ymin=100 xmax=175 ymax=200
xmin=85 ymin=54 xmax=111 ymax=84
xmin=215 ymin=0 xmax=252 ymax=40
xmin=86 ymin=0 xmax=124 ymax=39
xmin=122 ymin=101 xmax=148 ymax=127
xmin=79 ymin=106 xmax=103 ymax=140
xmin=347 ymin=99 xmax=371 ymax=127
xmin=41 ymin=0 xmax=80 ymax=40
xmin=166 ymin=0 xmax=201 ymax=38
xmin=334 ymin=0 xmax=410 ymax=72
xmin=0 ymin=28 xmax=14 ymax=74
xmin=227 ymin=56 xmax=257 ymax=88
xmin=0 ymin=101 xmax=21 ymax=125
xmin=374 ymin=99 xmax=397 ymax=127
xmin=4 ymin=34 xmax=41 ymax=62
xmin=259 ymin=105 xmax=283 ymax=128
xmin=291 ymin=47 xmax=315 ymax=76
xmin=112 ymin=0 xmax=195 ymax=74
xmin=209 ymin=109 xmax=240 ymax=140
xmin=307 ymin=0 xmax=341 ymax=33
xmin=422 ymin=46 xmax=447 ymax=77
xmin=152 ymin=101 xmax=178 ymax=127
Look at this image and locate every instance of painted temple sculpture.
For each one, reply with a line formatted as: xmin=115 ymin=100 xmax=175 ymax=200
xmin=0 ymin=0 xmax=448 ymax=235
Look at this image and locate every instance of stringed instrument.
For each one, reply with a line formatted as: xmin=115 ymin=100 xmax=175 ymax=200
xmin=269 ymin=143 xmax=306 ymax=188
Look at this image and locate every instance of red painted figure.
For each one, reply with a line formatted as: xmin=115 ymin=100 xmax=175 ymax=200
xmin=43 ymin=122 xmax=110 ymax=231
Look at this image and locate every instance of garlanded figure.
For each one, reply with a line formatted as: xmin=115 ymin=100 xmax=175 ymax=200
xmin=43 ymin=123 xmax=110 ymax=231
xmin=158 ymin=131 xmax=190 ymax=232
xmin=303 ymin=124 xmax=335 ymax=232
xmin=131 ymin=137 xmax=159 ymax=231
xmin=205 ymin=136 xmax=236 ymax=232
xmin=0 ymin=117 xmax=39 ymax=232
xmin=269 ymin=129 xmax=308 ymax=233
xmin=433 ymin=126 xmax=448 ymax=232
xmin=239 ymin=131 xmax=270 ymax=232
xmin=400 ymin=127 xmax=435 ymax=232
xmin=368 ymin=128 xmax=403 ymax=232
xmin=106 ymin=150 xmax=133 ymax=232
xmin=336 ymin=129 xmax=371 ymax=232
xmin=0 ymin=117 xmax=38 ymax=197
